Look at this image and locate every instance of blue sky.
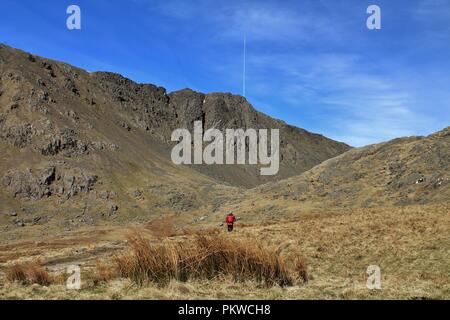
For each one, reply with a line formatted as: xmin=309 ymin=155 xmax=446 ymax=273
xmin=1 ymin=0 xmax=449 ymax=146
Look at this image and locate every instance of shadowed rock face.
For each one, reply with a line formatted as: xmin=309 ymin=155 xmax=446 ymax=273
xmin=166 ymin=89 xmax=351 ymax=185
xmin=0 ymin=43 xmax=350 ymax=227
xmin=87 ymin=76 xmax=350 ymax=186
xmin=3 ymin=166 xmax=97 ymax=200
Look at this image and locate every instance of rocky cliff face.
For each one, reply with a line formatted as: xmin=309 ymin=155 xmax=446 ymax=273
xmin=0 ymin=44 xmax=349 ymax=229
xmin=167 ymin=89 xmax=350 ymax=185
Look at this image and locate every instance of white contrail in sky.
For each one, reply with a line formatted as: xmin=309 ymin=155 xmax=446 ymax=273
xmin=243 ymin=34 xmax=246 ymax=98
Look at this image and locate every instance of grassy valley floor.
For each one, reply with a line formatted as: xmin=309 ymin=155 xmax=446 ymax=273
xmin=0 ymin=204 xmax=449 ymax=299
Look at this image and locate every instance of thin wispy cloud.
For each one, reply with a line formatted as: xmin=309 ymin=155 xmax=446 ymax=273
xmin=150 ymin=0 xmax=337 ymax=44
xmin=414 ymin=0 xmax=450 ymax=21
xmin=155 ymin=0 xmax=448 ymax=146
xmin=241 ymin=51 xmax=434 ymax=146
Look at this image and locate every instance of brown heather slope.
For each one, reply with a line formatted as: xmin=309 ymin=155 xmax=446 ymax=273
xmin=0 ymin=44 xmax=348 ymax=232
xmin=221 ymin=127 xmax=449 ymax=221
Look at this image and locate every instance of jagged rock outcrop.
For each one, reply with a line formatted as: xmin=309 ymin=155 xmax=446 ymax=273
xmin=38 ymin=128 xmax=89 ymax=156
xmin=2 ymin=166 xmax=97 ymax=200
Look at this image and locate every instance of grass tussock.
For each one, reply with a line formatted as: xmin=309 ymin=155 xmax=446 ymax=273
xmin=6 ymin=261 xmax=53 ymax=286
xmin=293 ymin=256 xmax=309 ymax=283
xmin=91 ymin=261 xmax=118 ymax=285
xmin=114 ymin=232 xmax=307 ymax=287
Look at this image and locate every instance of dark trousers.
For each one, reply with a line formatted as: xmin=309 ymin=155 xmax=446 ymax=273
xmin=227 ymin=224 xmax=234 ymax=232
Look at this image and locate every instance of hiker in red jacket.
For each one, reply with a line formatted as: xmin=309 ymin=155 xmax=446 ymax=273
xmin=226 ymin=212 xmax=236 ymax=232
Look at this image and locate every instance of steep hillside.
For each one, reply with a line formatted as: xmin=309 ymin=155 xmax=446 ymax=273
xmin=223 ymin=127 xmax=450 ymax=220
xmin=0 ymin=44 xmax=348 ymax=231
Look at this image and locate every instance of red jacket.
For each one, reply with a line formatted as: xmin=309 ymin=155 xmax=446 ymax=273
xmin=226 ymin=214 xmax=235 ymax=225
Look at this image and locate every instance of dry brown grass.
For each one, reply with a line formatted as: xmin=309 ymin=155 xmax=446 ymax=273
xmin=293 ymin=256 xmax=309 ymax=283
xmin=114 ymin=232 xmax=307 ymax=287
xmin=2 ymin=205 xmax=448 ymax=299
xmin=91 ymin=261 xmax=119 ymax=285
xmin=6 ymin=261 xmax=53 ymax=286
xmin=145 ymin=218 xmax=179 ymax=238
